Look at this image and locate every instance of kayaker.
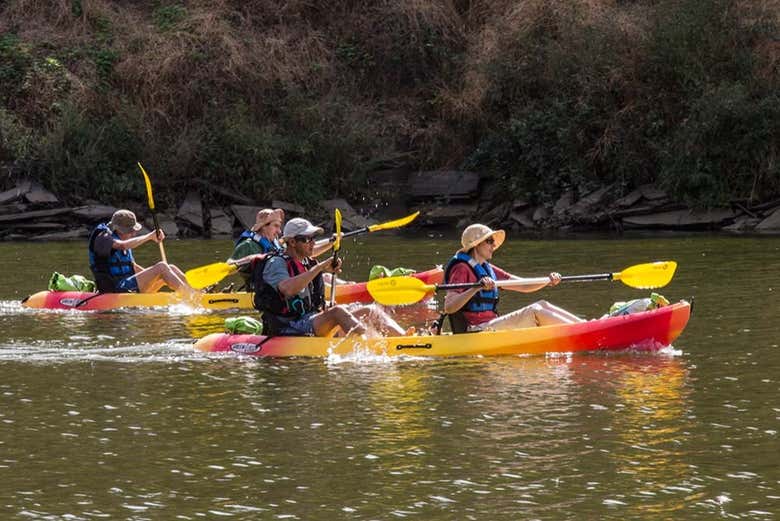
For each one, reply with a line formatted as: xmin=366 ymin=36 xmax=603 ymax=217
xmin=254 ymin=218 xmax=408 ymax=337
xmin=442 ymin=223 xmax=583 ymax=333
xmin=228 ymin=208 xmax=285 ymax=290
xmin=88 ymin=210 xmax=198 ymax=299
xmin=229 ymin=208 xmax=337 ymax=290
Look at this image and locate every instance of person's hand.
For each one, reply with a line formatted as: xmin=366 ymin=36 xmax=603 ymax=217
xmin=548 ymin=272 xmax=562 ymax=287
xmin=321 ymin=257 xmax=343 ymax=274
xmin=479 ymin=276 xmax=496 ymax=291
xmin=150 ymin=229 xmax=165 ymax=243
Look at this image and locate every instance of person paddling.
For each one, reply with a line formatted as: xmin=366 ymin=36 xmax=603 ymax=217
xmin=253 ymin=218 xmax=409 ymax=337
xmin=88 ymin=210 xmax=198 ymax=298
xmin=442 ymin=224 xmax=583 ymax=333
xmin=229 ymin=208 xmax=285 ymax=290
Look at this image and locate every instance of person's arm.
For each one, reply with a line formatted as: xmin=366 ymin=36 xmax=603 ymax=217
xmin=112 ymin=230 xmax=164 ymax=251
xmin=442 ymin=263 xmax=484 ymax=314
xmin=496 ymin=265 xmax=561 ymax=293
xmin=312 ymin=239 xmax=333 ymax=258
xmin=444 ymin=285 xmax=484 ymax=315
xmin=276 ymin=258 xmax=341 ymax=298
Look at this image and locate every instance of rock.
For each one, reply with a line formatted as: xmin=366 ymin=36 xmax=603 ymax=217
xmin=568 ymin=185 xmax=614 ymax=217
xmin=482 ymin=201 xmax=512 ymax=227
xmin=6 ymin=222 xmax=67 ymax=230
xmin=341 ymin=213 xmax=377 ymax=232
xmin=156 ymin=214 xmax=179 ymax=237
xmin=0 ymin=180 xmax=32 ymax=204
xmin=321 ymin=199 xmax=356 ymax=214
xmin=638 ymin=184 xmax=668 ymax=201
xmin=230 ymin=205 xmax=264 ymax=231
xmin=532 ymin=206 xmax=550 ymax=223
xmin=24 ymin=182 xmax=58 ymax=204
xmin=623 ymin=209 xmax=736 ymax=229
xmin=419 ymin=204 xmax=478 ymax=225
xmin=30 ymin=227 xmax=90 ymax=241
xmin=509 ymin=211 xmax=536 ymax=229
xmin=0 ymin=203 xmax=29 ymax=215
xmin=176 ymin=191 xmax=203 ymax=230
xmin=723 ymin=216 xmax=762 ymax=232
xmin=755 ymin=207 xmax=780 ymax=231
xmin=71 ymin=205 xmax=117 ymax=222
xmin=613 ymin=189 xmax=643 ymax=208
xmin=210 ymin=208 xmax=234 ymax=236
xmin=272 ymin=200 xmax=305 ymax=216
xmin=408 ymin=171 xmax=480 ymax=200
xmin=194 ymin=179 xmax=254 ymax=205
xmin=0 ymin=207 xmax=77 ymax=223
xmin=512 ymin=199 xmax=530 ymax=211
xmin=553 ymin=191 xmax=574 ymax=216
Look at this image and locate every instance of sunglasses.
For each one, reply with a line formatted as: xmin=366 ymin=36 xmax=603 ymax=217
xmin=483 ymin=237 xmax=496 ymax=246
xmin=293 ymin=235 xmax=317 ymax=243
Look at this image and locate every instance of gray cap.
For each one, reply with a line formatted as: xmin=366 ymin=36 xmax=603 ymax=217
xmin=109 ymin=210 xmax=143 ymax=234
xmin=283 ymin=218 xmax=323 ymax=239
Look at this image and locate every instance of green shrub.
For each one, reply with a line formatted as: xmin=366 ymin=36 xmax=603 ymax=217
xmin=153 ymin=5 xmax=188 ymax=31
xmin=38 ymin=105 xmax=143 ymax=202
xmin=0 ymin=33 xmax=33 ymax=105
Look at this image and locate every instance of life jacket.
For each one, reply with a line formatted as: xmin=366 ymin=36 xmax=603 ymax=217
xmin=87 ymin=223 xmax=135 ymax=292
xmin=252 ymin=252 xmax=324 ymax=336
xmin=235 ymin=230 xmax=281 ymax=254
xmin=442 ymin=252 xmax=499 ymax=334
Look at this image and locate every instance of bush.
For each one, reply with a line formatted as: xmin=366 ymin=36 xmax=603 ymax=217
xmin=38 ymin=105 xmax=143 ymax=202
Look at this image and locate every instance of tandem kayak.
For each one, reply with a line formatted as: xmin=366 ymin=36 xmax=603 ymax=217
xmin=194 ymin=300 xmax=691 ymax=358
xmin=21 ymin=267 xmax=444 ymax=311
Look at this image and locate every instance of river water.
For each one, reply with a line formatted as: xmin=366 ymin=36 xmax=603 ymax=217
xmin=0 ymin=234 xmax=778 ymax=520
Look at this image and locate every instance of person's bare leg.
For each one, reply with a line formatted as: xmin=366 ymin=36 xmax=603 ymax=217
xmin=533 ymin=300 xmax=584 ymax=325
xmin=312 ymin=306 xmax=366 ymax=337
xmin=136 ymin=262 xmax=196 ymax=295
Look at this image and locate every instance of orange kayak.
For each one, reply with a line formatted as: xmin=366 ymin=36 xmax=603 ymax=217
xmin=194 ymin=301 xmax=691 ymax=358
xmin=22 ymin=267 xmax=444 ymax=311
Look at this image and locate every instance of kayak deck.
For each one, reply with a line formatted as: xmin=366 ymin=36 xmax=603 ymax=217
xmin=194 ymin=301 xmax=691 ymax=358
xmin=21 ymin=267 xmax=444 ymax=311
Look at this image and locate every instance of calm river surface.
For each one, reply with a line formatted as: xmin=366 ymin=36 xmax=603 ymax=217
xmin=0 ymin=233 xmax=778 ymax=520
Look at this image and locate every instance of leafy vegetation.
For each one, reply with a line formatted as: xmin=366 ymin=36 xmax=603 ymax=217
xmin=0 ymin=0 xmax=777 ymax=209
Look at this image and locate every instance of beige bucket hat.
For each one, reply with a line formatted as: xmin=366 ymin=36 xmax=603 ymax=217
xmin=109 ymin=210 xmax=143 ymax=234
xmin=251 ymin=208 xmax=285 ymax=232
xmin=458 ymin=223 xmax=505 ymax=253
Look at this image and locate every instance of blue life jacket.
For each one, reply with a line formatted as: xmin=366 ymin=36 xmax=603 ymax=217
xmin=235 ymin=230 xmax=282 ymax=254
xmin=443 ymin=252 xmax=500 ymax=333
xmin=88 ymin=223 xmax=135 ymax=292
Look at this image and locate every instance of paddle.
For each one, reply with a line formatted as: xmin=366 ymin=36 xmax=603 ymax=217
xmin=137 ymin=162 xmax=167 ymax=263
xmin=329 ymin=208 xmax=342 ymax=307
xmin=184 ymin=211 xmax=421 ymax=289
xmin=313 ymin=211 xmax=419 ymax=248
xmin=366 ymin=261 xmax=678 ymax=306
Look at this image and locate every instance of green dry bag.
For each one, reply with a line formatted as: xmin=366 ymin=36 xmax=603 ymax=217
xmin=225 ymin=316 xmax=263 ymax=335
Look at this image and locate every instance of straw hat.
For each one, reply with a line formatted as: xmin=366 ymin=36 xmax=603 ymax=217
xmin=251 ymin=208 xmax=284 ymax=232
xmin=458 ymin=223 xmax=505 ymax=253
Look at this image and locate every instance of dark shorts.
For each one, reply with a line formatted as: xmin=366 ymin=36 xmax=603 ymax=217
xmin=278 ymin=312 xmax=317 ymax=336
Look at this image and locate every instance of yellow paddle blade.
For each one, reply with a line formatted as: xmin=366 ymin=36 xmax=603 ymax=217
xmin=614 ymin=261 xmax=677 ymax=289
xmin=367 ymin=211 xmax=419 ymax=233
xmin=185 ymin=262 xmax=238 ymax=289
xmin=333 ymin=208 xmax=342 ymax=252
xmin=137 ymin=162 xmax=155 ymax=211
xmin=366 ymin=276 xmax=436 ymax=306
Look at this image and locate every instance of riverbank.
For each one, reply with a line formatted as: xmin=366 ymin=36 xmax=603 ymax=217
xmin=1 ymin=172 xmax=779 ymax=241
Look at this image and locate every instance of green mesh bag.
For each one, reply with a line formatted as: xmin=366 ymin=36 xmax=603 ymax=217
xmin=368 ymin=265 xmax=416 ymax=280
xmin=225 ymin=316 xmax=263 ymax=335
xmin=48 ymin=272 xmax=97 ymax=292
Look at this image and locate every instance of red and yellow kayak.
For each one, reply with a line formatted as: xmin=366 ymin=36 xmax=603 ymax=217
xmin=21 ymin=267 xmax=444 ymax=311
xmin=194 ymin=301 xmax=691 ymax=358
